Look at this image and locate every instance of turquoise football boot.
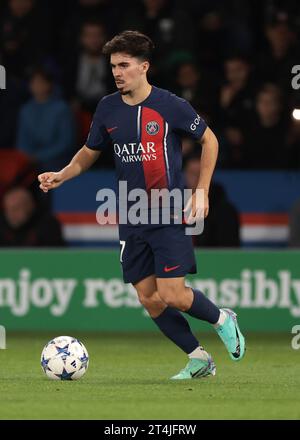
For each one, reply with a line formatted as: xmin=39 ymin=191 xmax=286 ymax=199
xmin=215 ymin=308 xmax=245 ymax=361
xmin=170 ymin=355 xmax=216 ymax=380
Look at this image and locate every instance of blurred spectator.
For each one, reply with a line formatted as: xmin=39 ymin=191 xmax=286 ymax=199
xmin=219 ymin=54 xmax=256 ymax=127
xmin=224 ymin=0 xmax=257 ymax=53
xmin=257 ymin=14 xmax=300 ymax=90
xmin=184 ymin=155 xmax=240 ymax=247
xmin=0 ymin=77 xmax=29 ymax=148
xmin=240 ymin=83 xmax=288 ymax=168
xmin=122 ymin=0 xmax=196 ymax=84
xmin=188 ymin=0 xmax=258 ymax=66
xmin=217 ymin=54 xmax=258 ymax=167
xmin=0 ymin=187 xmax=65 ymax=247
xmin=61 ymin=0 xmax=120 ymax=52
xmin=16 ymin=68 xmax=75 ymax=172
xmin=172 ymin=62 xmax=219 ymax=120
xmin=191 ymin=2 xmax=228 ymax=69
xmin=63 ymin=21 xmax=110 ymax=113
xmin=0 ymin=0 xmax=53 ymax=78
xmin=0 ymin=149 xmax=37 ymax=203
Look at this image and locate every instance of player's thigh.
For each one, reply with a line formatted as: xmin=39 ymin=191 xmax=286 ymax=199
xmin=119 ymin=227 xmax=155 ymax=284
xmin=148 ymin=224 xmax=197 ymax=278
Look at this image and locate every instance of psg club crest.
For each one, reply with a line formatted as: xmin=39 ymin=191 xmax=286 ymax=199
xmin=146 ymin=121 xmax=160 ymax=135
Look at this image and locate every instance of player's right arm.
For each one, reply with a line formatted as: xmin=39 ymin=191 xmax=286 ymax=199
xmin=38 ymin=145 xmax=100 ymax=193
xmin=39 ymin=98 xmax=110 ymax=193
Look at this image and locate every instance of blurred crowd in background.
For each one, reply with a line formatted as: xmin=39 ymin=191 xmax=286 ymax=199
xmin=0 ymin=0 xmax=300 ymax=247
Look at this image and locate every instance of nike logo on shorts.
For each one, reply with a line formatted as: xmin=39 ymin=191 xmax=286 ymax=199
xmin=164 ymin=265 xmax=181 ymax=273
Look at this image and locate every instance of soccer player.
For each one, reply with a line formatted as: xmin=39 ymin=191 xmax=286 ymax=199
xmin=38 ymin=30 xmax=245 ymax=379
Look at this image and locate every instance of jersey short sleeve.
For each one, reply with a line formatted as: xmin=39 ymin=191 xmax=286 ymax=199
xmin=85 ymin=99 xmax=111 ymax=151
xmin=170 ymin=94 xmax=207 ymax=140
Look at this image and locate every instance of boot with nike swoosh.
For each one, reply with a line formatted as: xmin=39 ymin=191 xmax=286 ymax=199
xmin=215 ymin=308 xmax=246 ymax=361
xmin=170 ymin=355 xmax=216 ymax=380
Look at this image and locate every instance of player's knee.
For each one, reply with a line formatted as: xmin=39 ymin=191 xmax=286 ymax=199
xmin=138 ymin=294 xmax=151 ymax=308
xmin=158 ymin=287 xmax=179 ymax=308
xmin=137 ymin=290 xmax=159 ymax=308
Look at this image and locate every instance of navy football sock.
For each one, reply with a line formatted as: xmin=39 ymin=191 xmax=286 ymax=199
xmin=152 ymin=307 xmax=199 ymax=354
xmin=186 ymin=288 xmax=220 ymax=324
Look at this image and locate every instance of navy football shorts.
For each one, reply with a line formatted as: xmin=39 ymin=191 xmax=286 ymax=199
xmin=118 ymin=223 xmax=197 ymax=284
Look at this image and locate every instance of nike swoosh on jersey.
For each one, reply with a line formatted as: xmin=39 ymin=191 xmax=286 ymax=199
xmin=107 ymin=126 xmax=118 ymax=133
xmin=164 ymin=265 xmax=181 ymax=272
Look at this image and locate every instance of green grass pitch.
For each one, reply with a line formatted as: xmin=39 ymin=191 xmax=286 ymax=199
xmin=0 ymin=332 xmax=299 ymax=420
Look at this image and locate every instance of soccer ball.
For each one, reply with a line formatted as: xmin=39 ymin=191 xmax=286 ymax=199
xmin=41 ymin=336 xmax=89 ymax=380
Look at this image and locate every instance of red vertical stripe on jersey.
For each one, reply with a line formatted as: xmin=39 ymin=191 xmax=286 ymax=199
xmin=140 ymin=107 xmax=168 ymax=192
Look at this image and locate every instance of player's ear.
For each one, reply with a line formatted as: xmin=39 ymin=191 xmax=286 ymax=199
xmin=142 ymin=61 xmax=150 ymax=73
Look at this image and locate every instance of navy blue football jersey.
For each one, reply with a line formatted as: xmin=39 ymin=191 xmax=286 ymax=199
xmin=86 ymin=86 xmax=207 ymax=202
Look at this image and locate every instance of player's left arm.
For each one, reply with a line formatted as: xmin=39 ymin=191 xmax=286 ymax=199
xmin=196 ymin=126 xmax=219 ymax=217
xmin=169 ymin=93 xmax=219 ymax=220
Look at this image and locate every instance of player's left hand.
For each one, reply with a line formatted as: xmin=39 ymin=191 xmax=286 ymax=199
xmin=183 ymin=189 xmax=209 ymax=224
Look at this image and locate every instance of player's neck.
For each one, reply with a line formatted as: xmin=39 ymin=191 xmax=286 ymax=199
xmin=121 ymin=82 xmax=152 ymax=106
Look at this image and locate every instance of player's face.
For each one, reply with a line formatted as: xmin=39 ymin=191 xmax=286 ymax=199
xmin=110 ymin=53 xmax=149 ymax=95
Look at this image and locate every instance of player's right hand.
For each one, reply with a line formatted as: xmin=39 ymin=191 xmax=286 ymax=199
xmin=38 ymin=172 xmax=64 ymax=193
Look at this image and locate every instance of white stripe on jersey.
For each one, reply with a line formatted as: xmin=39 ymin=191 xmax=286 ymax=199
xmin=164 ymin=122 xmax=170 ymax=184
xmin=137 ymin=106 xmax=141 ymax=139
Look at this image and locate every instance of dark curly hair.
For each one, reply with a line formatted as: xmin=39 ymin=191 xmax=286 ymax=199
xmin=103 ymin=30 xmax=155 ymax=62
